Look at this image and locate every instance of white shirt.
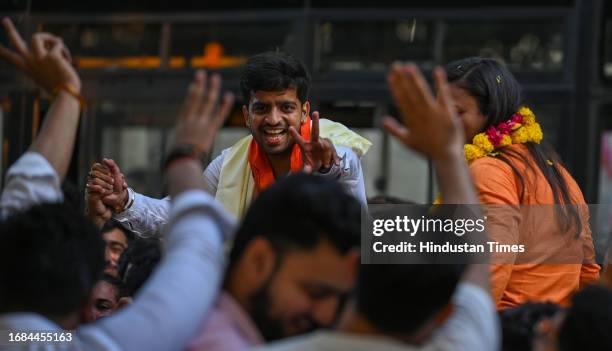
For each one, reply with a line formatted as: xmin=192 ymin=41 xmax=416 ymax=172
xmin=253 ymin=283 xmax=500 ymax=351
xmin=0 ymin=152 xmax=63 ymax=220
xmin=115 ymin=145 xmax=367 ymax=238
xmin=0 ymin=152 xmax=236 ymax=351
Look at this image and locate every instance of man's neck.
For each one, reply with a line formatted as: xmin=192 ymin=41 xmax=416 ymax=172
xmin=337 ymin=302 xmax=384 ymax=337
xmin=267 ymin=153 xmax=292 ymax=179
xmin=337 ymin=302 xmax=423 ymax=345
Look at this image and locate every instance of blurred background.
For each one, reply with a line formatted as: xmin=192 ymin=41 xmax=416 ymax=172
xmin=0 ymin=0 xmax=610 ymax=214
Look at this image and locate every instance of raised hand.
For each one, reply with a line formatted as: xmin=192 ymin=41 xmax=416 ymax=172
xmin=383 ymin=64 xmax=464 ymax=161
xmin=85 ymin=189 xmax=112 ymax=228
xmin=0 ymin=17 xmax=80 ymax=94
xmin=288 ymin=111 xmax=339 ymax=173
xmin=165 ymin=70 xmax=234 ymax=197
xmin=170 ymin=70 xmax=234 ymax=154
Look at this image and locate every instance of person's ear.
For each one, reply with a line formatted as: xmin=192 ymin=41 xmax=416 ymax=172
xmin=242 ymin=237 xmax=277 ymax=289
xmin=302 ymin=101 xmax=310 ymax=123
xmin=242 ymin=105 xmax=250 ymax=128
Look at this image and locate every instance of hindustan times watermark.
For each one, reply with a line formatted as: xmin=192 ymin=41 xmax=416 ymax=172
xmin=361 ymin=204 xmax=611 ymax=265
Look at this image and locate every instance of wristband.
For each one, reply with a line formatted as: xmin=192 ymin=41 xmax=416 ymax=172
xmin=114 ymin=187 xmax=135 ymax=215
xmin=53 ymin=83 xmax=85 ymax=107
xmin=163 ymin=144 xmax=208 ymax=172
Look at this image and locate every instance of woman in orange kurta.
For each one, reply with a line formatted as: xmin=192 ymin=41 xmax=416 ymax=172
xmin=445 ymin=57 xmax=600 ymax=310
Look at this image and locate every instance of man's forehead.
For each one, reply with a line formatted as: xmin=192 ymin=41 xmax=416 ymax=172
xmin=279 ymin=246 xmax=356 ymax=290
xmin=249 ymin=88 xmax=301 ymax=104
xmin=102 ymin=228 xmax=128 ymax=243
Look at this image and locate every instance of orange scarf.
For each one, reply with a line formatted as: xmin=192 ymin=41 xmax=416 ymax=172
xmin=248 ymin=117 xmax=311 ymax=193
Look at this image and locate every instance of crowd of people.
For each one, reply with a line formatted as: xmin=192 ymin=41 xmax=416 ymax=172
xmin=0 ymin=16 xmax=611 ymax=351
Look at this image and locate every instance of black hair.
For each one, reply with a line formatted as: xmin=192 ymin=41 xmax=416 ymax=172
xmin=62 ymin=181 xmax=84 ymax=212
xmin=240 ymin=51 xmax=311 ymax=104
xmin=446 ymin=57 xmax=581 ymax=237
xmin=99 ymin=273 xmax=125 ymax=301
xmin=501 ymin=301 xmax=562 ymax=351
xmin=101 ymin=220 xmax=136 ymax=243
xmin=0 ymin=203 xmax=105 ymax=317
xmin=356 ymin=264 xmax=465 ymax=335
xmin=228 ymin=174 xmax=361 ymax=270
xmin=116 ymin=238 xmax=162 ymax=297
xmin=558 ymin=285 xmax=612 ymax=351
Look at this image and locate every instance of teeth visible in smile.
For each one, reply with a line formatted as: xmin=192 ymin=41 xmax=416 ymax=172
xmin=265 ymin=129 xmax=285 ymax=135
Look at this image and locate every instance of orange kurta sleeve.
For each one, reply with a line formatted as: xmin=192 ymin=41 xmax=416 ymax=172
xmin=577 ymin=201 xmax=601 ymax=288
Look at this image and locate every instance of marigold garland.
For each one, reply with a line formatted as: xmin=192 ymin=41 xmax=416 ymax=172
xmin=464 ymin=106 xmax=543 ymax=163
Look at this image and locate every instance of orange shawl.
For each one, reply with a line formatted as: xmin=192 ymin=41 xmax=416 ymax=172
xmin=247 ymin=117 xmax=311 ymax=193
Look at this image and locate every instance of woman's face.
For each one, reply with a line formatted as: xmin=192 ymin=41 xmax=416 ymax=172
xmin=449 ymin=84 xmax=489 ymax=142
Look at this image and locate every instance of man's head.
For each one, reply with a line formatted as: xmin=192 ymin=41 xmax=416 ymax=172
xmin=354 ymin=264 xmax=466 ymax=343
xmin=101 ymin=220 xmax=134 ymax=276
xmin=117 ymin=237 xmax=162 ymax=297
xmin=501 ymin=302 xmax=561 ymax=351
xmin=81 ymin=274 xmax=123 ymax=323
xmin=240 ymin=52 xmax=311 ymax=156
xmin=0 ymin=203 xmax=105 ymax=329
xmin=225 ymin=174 xmax=361 ymax=341
xmin=555 ymin=285 xmax=612 ymax=351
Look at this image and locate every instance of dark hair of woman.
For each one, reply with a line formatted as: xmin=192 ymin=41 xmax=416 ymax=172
xmin=446 ymin=57 xmax=581 ymax=237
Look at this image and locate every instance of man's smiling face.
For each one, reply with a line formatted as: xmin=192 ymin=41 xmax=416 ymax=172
xmin=243 ymin=88 xmax=309 ymax=156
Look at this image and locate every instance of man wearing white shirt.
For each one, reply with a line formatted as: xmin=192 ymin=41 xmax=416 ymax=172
xmin=85 ymin=52 xmax=371 ymax=237
xmin=0 ymin=18 xmax=235 ymax=350
xmin=255 ymin=64 xmax=500 ymax=351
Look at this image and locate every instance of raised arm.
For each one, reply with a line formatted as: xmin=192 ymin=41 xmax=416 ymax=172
xmin=383 ymin=64 xmax=487 ymax=289
xmin=79 ymin=70 xmax=236 ymax=350
xmin=0 ymin=18 xmax=82 ymax=180
xmin=0 ymin=18 xmax=83 ymax=218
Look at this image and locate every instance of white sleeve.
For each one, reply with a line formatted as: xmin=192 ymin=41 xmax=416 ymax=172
xmin=113 ymin=193 xmax=171 ymax=238
xmin=78 ymin=190 xmax=236 ymax=351
xmin=0 ymin=152 xmax=63 ymax=220
xmin=316 ymin=146 xmax=367 ymax=207
xmin=202 ymin=151 xmax=226 ymax=196
xmin=427 ymin=283 xmax=500 ymax=351
xmin=113 ymin=152 xmax=226 ymax=238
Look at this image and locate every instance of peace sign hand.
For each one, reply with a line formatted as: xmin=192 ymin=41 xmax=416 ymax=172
xmin=289 ymin=111 xmax=340 ymax=174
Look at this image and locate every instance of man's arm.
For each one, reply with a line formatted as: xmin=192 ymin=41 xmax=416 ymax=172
xmin=0 ymin=18 xmax=82 ymax=180
xmin=0 ymin=18 xmax=82 ymax=217
xmin=384 ymin=64 xmax=497 ymax=350
xmin=78 ymin=190 xmax=235 ymax=351
xmin=384 ymin=64 xmax=489 ymax=289
xmin=316 ymin=145 xmax=367 ymax=207
xmin=79 ymin=70 xmax=235 ymax=350
xmin=86 ymin=151 xmax=226 ymax=237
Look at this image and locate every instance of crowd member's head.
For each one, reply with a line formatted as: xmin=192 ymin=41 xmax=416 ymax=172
xmin=349 ymin=263 xmax=465 ymax=344
xmin=501 ymin=302 xmax=561 ymax=351
xmin=240 ymin=51 xmax=311 ymax=156
xmin=117 ymin=237 xmax=162 ymax=297
xmin=0 ymin=203 xmax=104 ymax=329
xmin=81 ymin=274 xmax=123 ymax=323
xmin=445 ymin=57 xmax=580 ymax=235
xmin=101 ymin=220 xmax=135 ymax=276
xmin=225 ymin=174 xmax=361 ymax=341
xmin=554 ymin=285 xmax=612 ymax=351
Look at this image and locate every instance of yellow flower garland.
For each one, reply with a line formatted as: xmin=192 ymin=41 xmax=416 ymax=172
xmin=464 ymin=106 xmax=543 ymax=163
